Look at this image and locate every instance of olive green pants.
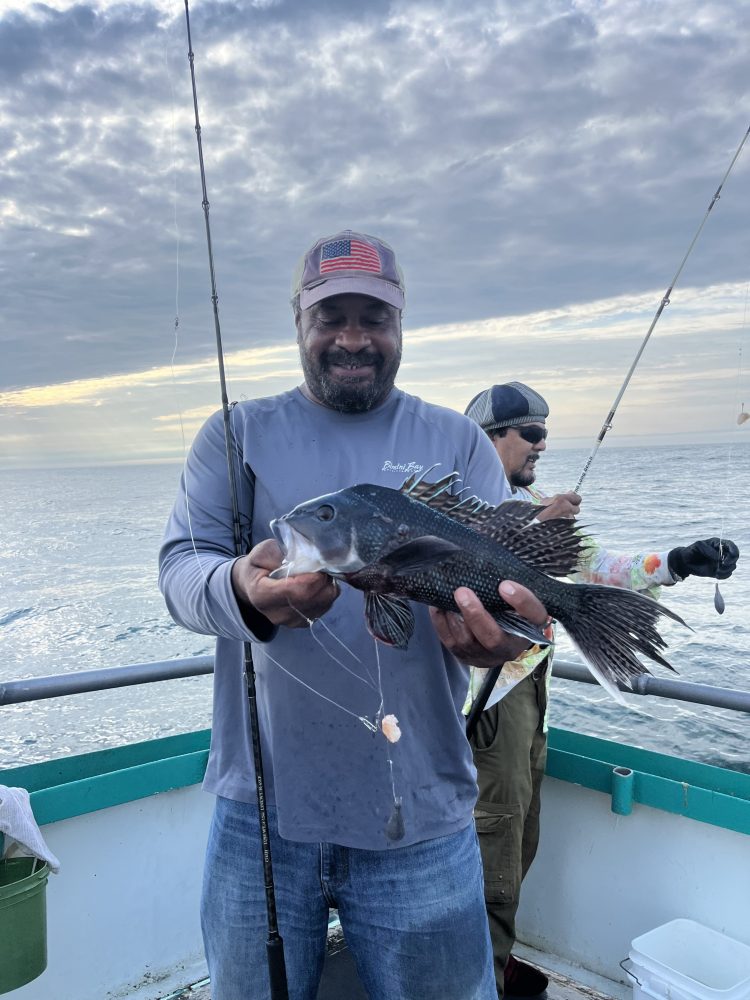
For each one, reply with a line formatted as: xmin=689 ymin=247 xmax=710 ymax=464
xmin=470 ymin=667 xmax=548 ymax=997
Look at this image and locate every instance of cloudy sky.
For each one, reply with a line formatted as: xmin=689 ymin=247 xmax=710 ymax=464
xmin=2 ymin=0 xmax=750 ymax=468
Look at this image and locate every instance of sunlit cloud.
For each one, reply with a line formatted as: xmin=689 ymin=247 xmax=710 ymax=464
xmin=2 ymin=0 xmax=749 ymax=466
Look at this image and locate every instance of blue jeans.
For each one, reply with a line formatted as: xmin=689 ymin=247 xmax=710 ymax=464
xmin=201 ymin=796 xmax=496 ymax=1000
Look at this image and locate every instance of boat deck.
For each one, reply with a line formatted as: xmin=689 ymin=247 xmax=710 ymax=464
xmin=159 ymin=940 xmax=631 ymax=1000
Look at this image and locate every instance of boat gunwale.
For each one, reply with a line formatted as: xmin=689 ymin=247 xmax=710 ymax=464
xmin=1 ymin=727 xmax=747 ymax=836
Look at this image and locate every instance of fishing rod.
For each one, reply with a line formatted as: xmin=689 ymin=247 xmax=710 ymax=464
xmin=465 ymin=665 xmax=501 ymax=740
xmin=182 ymin=3 xmax=289 ymax=997
xmin=575 ymin=123 xmax=750 ymax=495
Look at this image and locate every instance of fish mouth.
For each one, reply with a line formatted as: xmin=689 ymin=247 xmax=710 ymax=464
xmin=269 ymin=515 xmax=367 ymax=578
xmin=268 ymin=519 xmax=330 ymax=579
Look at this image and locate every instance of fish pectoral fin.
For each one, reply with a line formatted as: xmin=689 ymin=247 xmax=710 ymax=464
xmin=365 ymin=593 xmax=415 ymax=649
xmin=379 ymin=536 xmax=462 ymax=575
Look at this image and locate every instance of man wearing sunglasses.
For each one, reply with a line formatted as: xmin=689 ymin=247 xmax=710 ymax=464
xmin=463 ymin=381 xmax=740 ymax=999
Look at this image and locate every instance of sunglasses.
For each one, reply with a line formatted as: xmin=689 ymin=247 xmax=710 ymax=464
xmin=515 ymin=425 xmax=548 ymax=445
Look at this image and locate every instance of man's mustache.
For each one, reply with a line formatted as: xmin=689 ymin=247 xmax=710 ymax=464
xmin=323 ymin=350 xmax=381 ymax=369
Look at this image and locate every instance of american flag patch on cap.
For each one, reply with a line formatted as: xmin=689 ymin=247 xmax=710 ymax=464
xmin=293 ymin=229 xmax=405 ymax=309
xmin=320 ymin=238 xmax=381 ymax=274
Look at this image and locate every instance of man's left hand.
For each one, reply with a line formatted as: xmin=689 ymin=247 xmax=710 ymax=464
xmin=429 ymin=581 xmax=548 ymax=667
xmin=536 ymin=491 xmax=581 ymax=520
xmin=668 ymin=537 xmax=740 ymax=581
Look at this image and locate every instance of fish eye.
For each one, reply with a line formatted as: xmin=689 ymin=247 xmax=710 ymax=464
xmin=316 ymin=504 xmax=335 ymax=522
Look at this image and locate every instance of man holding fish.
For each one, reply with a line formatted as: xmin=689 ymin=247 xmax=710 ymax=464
xmin=464 ymin=381 xmax=740 ymax=998
xmin=161 ymin=231 xmax=554 ymax=1000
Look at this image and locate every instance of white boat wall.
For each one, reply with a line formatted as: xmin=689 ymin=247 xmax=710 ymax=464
xmin=3 ymin=733 xmax=213 ymax=1000
xmin=2 ymin=726 xmax=749 ymax=999
xmin=516 ymin=731 xmax=750 ymax=984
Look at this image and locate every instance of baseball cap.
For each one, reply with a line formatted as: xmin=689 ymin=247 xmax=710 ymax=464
xmin=464 ymin=382 xmax=549 ymax=433
xmin=291 ymin=230 xmax=406 ymax=310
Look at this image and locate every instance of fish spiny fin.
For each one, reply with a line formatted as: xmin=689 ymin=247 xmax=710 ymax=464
xmin=422 ymin=496 xmax=585 ymax=576
xmin=400 ymin=474 xmax=498 ymax=526
xmin=399 ymin=479 xmax=584 ymax=578
xmin=399 ymin=465 xmax=445 ymax=496
xmin=498 ymin=515 xmax=585 ymax=577
xmin=400 ymin=471 xmax=461 ymax=501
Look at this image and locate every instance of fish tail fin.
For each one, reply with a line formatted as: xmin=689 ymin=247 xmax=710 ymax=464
xmin=552 ymin=584 xmax=687 ymax=706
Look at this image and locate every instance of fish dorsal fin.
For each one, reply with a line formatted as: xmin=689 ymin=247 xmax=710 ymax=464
xmin=400 ymin=472 xmax=497 ymax=527
xmin=480 ymin=499 xmax=543 ymax=539
xmin=399 ymin=475 xmax=583 ymax=577
xmin=400 ymin=475 xmax=540 ymax=539
xmin=458 ymin=500 xmax=583 ymax=577
xmin=505 ymin=516 xmax=584 ymax=577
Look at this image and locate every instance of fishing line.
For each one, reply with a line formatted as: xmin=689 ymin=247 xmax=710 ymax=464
xmin=261 ymin=648 xmax=379 ymax=732
xmin=282 ymin=578 xmax=403 ymax=835
xmin=163 ymin=12 xmax=211 ymax=591
xmin=164 ymin=17 xmax=181 ymax=341
xmin=714 ymin=285 xmax=750 ymax=613
xmin=372 ymin=638 xmax=404 ymax=840
xmin=310 ymin=614 xmax=378 ymax=690
xmin=303 ymin=613 xmax=380 ymax=692
xmin=575 ymin=122 xmax=750 ymax=494
xmin=279 ymin=565 xmax=379 ymax=690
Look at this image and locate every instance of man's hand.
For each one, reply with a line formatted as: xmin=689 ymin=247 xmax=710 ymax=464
xmin=429 ymin=581 xmax=548 ymax=667
xmin=668 ymin=537 xmax=740 ymax=581
xmin=536 ymin=491 xmax=581 ymax=520
xmin=231 ymin=539 xmax=340 ymax=628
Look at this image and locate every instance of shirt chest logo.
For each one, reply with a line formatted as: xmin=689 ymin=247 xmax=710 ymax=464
xmin=382 ymin=460 xmax=425 ymax=475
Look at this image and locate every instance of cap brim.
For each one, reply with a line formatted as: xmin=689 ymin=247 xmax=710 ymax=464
xmin=487 ymin=417 xmax=547 ymax=431
xmin=299 ymin=275 xmax=404 ymax=310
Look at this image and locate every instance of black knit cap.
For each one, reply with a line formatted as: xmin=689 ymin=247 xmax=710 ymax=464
xmin=464 ymin=382 xmax=549 ymax=433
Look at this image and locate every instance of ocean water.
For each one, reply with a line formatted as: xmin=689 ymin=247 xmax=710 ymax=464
xmin=1 ymin=441 xmax=749 ymax=772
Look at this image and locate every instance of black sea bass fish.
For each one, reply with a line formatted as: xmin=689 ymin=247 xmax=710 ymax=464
xmin=270 ymin=473 xmax=687 ymax=700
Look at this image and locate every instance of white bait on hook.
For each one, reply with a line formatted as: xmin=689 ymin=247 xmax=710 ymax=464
xmin=381 ymin=714 xmax=402 ymax=743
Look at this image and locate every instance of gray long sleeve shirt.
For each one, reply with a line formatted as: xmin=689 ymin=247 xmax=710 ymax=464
xmin=159 ymin=386 xmax=510 ymax=849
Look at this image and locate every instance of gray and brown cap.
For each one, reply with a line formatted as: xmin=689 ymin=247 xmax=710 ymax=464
xmin=464 ymin=382 xmax=549 ymax=433
xmin=292 ymin=230 xmax=405 ymax=310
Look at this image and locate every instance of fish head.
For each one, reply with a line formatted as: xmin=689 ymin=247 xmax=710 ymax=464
xmin=270 ymin=486 xmax=399 ymax=578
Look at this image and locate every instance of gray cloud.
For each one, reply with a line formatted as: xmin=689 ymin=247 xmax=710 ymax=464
xmin=1 ymin=0 xmax=749 ymax=391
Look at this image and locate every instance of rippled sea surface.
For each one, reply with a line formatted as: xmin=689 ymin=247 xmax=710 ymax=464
xmin=2 ymin=442 xmax=749 ymax=772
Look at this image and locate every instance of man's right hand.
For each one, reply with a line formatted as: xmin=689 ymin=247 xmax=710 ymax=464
xmin=536 ymin=491 xmax=581 ymax=520
xmin=429 ymin=581 xmax=549 ymax=667
xmin=231 ymin=539 xmax=340 ymax=628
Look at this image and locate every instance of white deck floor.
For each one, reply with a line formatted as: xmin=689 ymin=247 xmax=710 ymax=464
xmin=158 ymin=940 xmax=632 ymax=1000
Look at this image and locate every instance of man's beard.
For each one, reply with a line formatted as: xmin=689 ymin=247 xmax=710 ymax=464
xmin=299 ymin=344 xmax=402 ymax=413
xmin=510 ymin=460 xmax=538 ymax=488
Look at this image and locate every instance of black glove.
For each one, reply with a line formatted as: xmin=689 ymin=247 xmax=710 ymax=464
xmin=668 ymin=537 xmax=740 ymax=581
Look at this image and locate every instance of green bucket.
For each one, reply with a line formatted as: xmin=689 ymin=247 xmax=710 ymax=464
xmin=0 ymin=858 xmax=49 ymax=995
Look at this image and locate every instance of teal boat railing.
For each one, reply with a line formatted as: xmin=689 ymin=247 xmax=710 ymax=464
xmin=1 ymin=657 xmax=749 ymax=837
